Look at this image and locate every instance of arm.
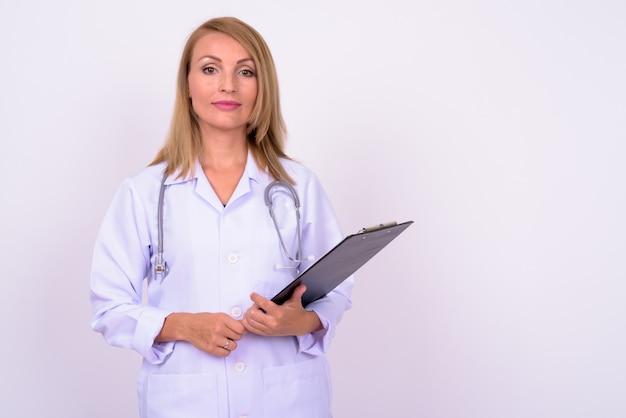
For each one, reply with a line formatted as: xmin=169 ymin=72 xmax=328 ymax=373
xmin=90 ymin=179 xmax=175 ymax=363
xmin=296 ymin=172 xmax=354 ymax=354
xmin=243 ymin=170 xmax=353 ymax=354
xmin=91 ymin=178 xmax=247 ymax=360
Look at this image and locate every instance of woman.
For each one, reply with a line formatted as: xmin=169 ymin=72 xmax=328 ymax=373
xmin=90 ymin=16 xmax=352 ymax=418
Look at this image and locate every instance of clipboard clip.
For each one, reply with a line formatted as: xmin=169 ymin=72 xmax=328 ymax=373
xmin=359 ymin=221 xmax=398 ymax=234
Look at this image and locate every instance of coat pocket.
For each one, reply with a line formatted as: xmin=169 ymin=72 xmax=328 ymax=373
xmin=262 ymin=356 xmax=332 ymax=418
xmin=145 ymin=372 xmax=220 ymax=418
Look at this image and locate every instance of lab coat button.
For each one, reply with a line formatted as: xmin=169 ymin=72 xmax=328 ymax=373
xmin=231 ymin=306 xmax=243 ymax=318
xmin=227 ymin=253 xmax=239 ymax=264
xmin=235 ymin=361 xmax=246 ymax=373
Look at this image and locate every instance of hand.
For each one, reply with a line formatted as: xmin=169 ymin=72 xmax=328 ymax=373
xmin=242 ymin=284 xmax=323 ymax=337
xmin=156 ymin=312 xmax=246 ymax=357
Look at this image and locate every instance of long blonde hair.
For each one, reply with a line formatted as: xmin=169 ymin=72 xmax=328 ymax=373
xmin=150 ymin=17 xmax=293 ymax=183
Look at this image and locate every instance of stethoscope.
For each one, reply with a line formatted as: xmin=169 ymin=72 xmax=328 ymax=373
xmin=264 ymin=180 xmax=315 ymax=269
xmin=154 ymin=175 xmax=309 ymax=280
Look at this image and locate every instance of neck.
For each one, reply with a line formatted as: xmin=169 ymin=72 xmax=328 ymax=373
xmin=199 ymin=130 xmax=248 ymax=171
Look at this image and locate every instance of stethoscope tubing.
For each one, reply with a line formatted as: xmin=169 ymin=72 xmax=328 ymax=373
xmin=155 ymin=172 xmax=168 ymax=277
xmin=264 ymin=181 xmax=304 ymax=264
xmin=154 ymin=176 xmax=304 ymax=279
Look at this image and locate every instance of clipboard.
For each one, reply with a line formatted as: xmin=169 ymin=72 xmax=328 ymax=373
xmin=271 ymin=220 xmax=414 ymax=307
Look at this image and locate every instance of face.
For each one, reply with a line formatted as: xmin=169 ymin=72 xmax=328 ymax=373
xmin=187 ymin=32 xmax=258 ymax=139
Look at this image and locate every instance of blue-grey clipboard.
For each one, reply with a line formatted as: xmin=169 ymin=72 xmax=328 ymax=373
xmin=271 ymin=220 xmax=414 ymax=307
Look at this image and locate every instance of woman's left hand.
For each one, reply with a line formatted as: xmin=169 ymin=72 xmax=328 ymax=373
xmin=242 ymin=284 xmax=323 ymax=336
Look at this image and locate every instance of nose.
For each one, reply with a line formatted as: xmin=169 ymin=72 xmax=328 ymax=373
xmin=220 ymin=73 xmax=236 ymax=93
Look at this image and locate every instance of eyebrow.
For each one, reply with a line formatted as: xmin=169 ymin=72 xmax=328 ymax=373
xmin=197 ymin=55 xmax=254 ymax=64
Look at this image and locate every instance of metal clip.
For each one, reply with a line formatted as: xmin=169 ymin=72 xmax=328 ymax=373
xmin=359 ymin=221 xmax=398 ymax=233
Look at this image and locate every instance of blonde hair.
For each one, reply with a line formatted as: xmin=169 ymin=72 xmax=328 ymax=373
xmin=150 ymin=17 xmax=293 ymax=183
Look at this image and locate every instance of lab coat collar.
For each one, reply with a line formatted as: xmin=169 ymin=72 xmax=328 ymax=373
xmin=160 ymin=150 xmax=267 ymax=186
xmin=243 ymin=150 xmax=270 ymax=185
xmin=159 ymin=164 xmax=194 ymax=186
xmin=161 ymin=151 xmax=269 ymax=209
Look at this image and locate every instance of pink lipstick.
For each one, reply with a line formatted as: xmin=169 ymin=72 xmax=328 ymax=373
xmin=213 ymin=101 xmax=241 ymax=110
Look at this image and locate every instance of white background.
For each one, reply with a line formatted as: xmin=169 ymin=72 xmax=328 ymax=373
xmin=1 ymin=1 xmax=625 ymax=417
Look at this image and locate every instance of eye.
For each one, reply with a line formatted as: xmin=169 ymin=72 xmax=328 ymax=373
xmin=202 ymin=66 xmax=217 ymax=74
xmin=240 ymin=68 xmax=255 ymax=78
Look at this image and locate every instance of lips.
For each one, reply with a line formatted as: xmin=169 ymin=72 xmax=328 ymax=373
xmin=213 ymin=101 xmax=241 ymax=110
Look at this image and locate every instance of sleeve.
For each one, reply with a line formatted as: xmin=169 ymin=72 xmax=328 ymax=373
xmin=295 ymin=172 xmax=353 ymax=355
xmin=89 ymin=178 xmax=175 ymax=364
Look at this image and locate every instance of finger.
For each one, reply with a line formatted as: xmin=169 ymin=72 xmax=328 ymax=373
xmin=223 ymin=318 xmax=247 ymax=339
xmin=243 ymin=318 xmax=269 ymax=336
xmin=242 ymin=311 xmax=270 ymax=335
xmin=250 ymin=292 xmax=274 ymax=313
xmin=243 ymin=308 xmax=264 ymax=328
xmin=219 ymin=338 xmax=238 ymax=352
xmin=198 ymin=341 xmax=229 ymax=358
xmin=224 ymin=328 xmax=244 ymax=341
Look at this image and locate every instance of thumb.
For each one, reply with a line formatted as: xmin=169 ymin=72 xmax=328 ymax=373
xmin=290 ymin=284 xmax=307 ymax=301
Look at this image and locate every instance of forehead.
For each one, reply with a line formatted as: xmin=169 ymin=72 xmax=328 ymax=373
xmin=191 ymin=31 xmax=253 ymax=62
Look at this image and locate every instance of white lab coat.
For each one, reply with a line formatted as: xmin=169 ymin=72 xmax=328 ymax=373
xmin=90 ymin=152 xmax=353 ymax=418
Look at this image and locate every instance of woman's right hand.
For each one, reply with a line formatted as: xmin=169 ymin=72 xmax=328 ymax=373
xmin=155 ymin=312 xmax=246 ymax=357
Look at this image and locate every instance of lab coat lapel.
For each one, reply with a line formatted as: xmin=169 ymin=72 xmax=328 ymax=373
xmin=228 ymin=151 xmax=262 ymax=205
xmin=192 ymin=152 xmax=264 ymax=210
xmin=182 ymin=159 xmax=221 ymax=210
xmin=195 ymin=174 xmax=225 ymax=210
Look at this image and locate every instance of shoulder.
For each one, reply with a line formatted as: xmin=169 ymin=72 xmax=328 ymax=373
xmin=280 ymin=158 xmax=331 ymax=201
xmin=280 ymin=158 xmax=317 ymax=184
xmin=121 ymin=162 xmax=169 ymax=195
xmin=129 ymin=162 xmax=168 ymax=185
xmin=108 ymin=163 xmax=168 ymax=208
